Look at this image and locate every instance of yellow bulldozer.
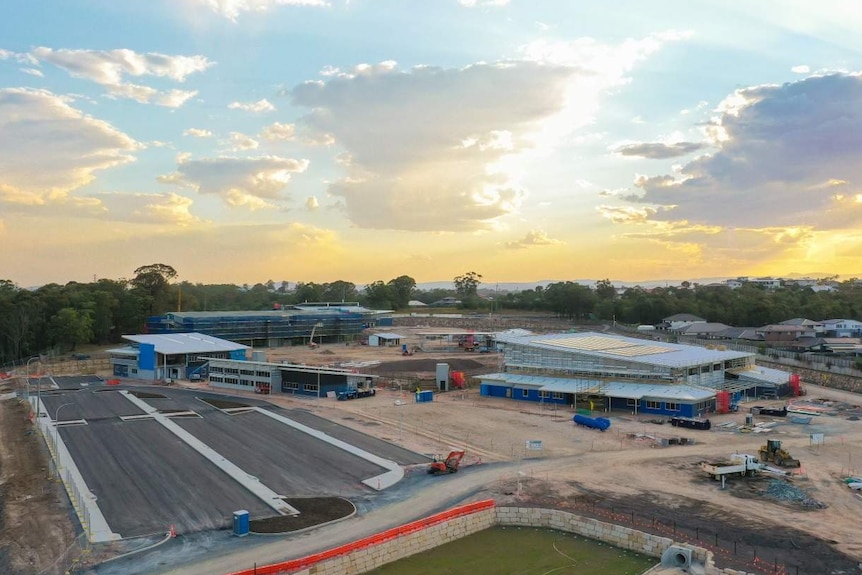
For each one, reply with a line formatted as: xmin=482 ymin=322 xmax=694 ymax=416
xmin=759 ymin=439 xmax=801 ymax=468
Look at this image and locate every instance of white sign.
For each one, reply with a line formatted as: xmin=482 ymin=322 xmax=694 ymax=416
xmin=810 ymin=433 xmax=825 ymax=445
xmin=525 ymin=440 xmax=543 ymax=451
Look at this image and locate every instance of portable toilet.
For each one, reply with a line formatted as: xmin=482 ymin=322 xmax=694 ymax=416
xmin=233 ymin=510 xmax=250 ymax=537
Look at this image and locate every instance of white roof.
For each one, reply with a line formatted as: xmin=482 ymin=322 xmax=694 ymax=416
xmin=496 ymin=331 xmax=752 ymax=368
xmin=122 ymin=332 xmax=249 ymax=355
xmin=733 ymin=366 xmax=791 ymax=385
xmin=371 ymin=332 xmax=403 ymax=339
xmin=477 ymin=373 xmax=716 ymax=402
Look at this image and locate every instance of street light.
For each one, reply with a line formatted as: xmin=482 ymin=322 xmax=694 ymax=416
xmin=53 ymin=403 xmax=74 ymax=472
xmin=26 ymin=356 xmax=40 ymax=417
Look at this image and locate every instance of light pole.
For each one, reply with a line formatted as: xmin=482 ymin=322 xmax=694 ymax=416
xmin=53 ymin=403 xmax=74 ymax=472
xmin=26 ymin=356 xmax=40 ymax=417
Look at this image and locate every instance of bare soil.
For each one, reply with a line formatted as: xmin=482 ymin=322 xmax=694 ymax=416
xmin=250 ymin=497 xmax=355 ymax=534
xmin=0 ymin=396 xmax=77 ymax=575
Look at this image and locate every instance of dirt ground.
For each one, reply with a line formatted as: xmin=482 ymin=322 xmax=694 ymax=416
xmin=5 ymin=324 xmax=862 ymax=575
xmin=242 ymin=328 xmax=862 ymax=574
xmin=0 ymin=381 xmax=78 ymax=575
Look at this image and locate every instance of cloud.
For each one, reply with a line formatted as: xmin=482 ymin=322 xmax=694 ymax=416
xmin=504 ymin=229 xmax=564 ymax=249
xmin=226 ymin=132 xmax=259 ymax=151
xmin=0 ymin=88 xmax=138 ymax=203
xmin=458 ymin=0 xmax=510 ymax=6
xmin=305 ymin=196 xmax=319 ymax=210
xmin=792 ymin=65 xmax=810 ymax=74
xmin=186 ymin=0 xmax=328 ymax=21
xmin=597 ymin=205 xmax=659 ymax=224
xmin=90 ymin=192 xmax=203 ymax=226
xmin=228 ymin=98 xmax=275 ymax=113
xmin=259 ymin=121 xmax=295 ymax=141
xmin=628 ymin=72 xmax=862 ymax=232
xmin=615 ymin=141 xmax=705 ymax=159
xmin=21 ymin=67 xmax=44 ymax=77
xmin=288 ymin=36 xmax=679 ymax=232
xmin=25 ymin=47 xmax=212 ymax=107
xmin=157 ymin=154 xmax=309 ymax=209
xmin=184 ymin=128 xmax=213 ymax=138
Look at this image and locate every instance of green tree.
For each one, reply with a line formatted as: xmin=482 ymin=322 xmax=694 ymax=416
xmin=387 ymin=275 xmax=416 ymax=309
xmin=364 ymin=281 xmax=392 ymax=309
xmin=49 ymin=308 xmax=93 ymax=351
xmin=132 ymin=264 xmax=178 ymax=315
xmin=454 ymin=272 xmax=483 ymax=296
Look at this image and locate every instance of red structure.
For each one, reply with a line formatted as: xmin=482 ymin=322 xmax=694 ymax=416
xmin=715 ymin=390 xmax=731 ymax=414
xmin=451 ymin=371 xmax=466 ymax=389
xmin=789 ymin=373 xmax=802 ymax=397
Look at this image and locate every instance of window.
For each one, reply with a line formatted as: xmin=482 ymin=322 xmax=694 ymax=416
xmin=240 ymin=369 xmax=255 ymax=376
xmin=701 ymin=365 xmax=710 ymax=373
xmin=283 ymin=381 xmax=298 ymax=390
xmin=713 ymin=364 xmax=721 ymax=371
xmin=210 ymin=366 xmax=223 ymax=373
xmin=552 ymin=392 xmax=565 ymax=400
xmin=688 ymin=368 xmax=697 ymax=376
xmin=304 ymin=383 xmax=319 ymax=392
xmin=665 ymin=402 xmax=680 ymax=411
xmin=645 ymin=400 xmax=660 ymax=409
xmin=626 ymin=398 xmax=636 ymax=407
xmin=522 ymin=388 xmax=529 ymax=398
xmin=538 ymin=390 xmax=550 ymax=399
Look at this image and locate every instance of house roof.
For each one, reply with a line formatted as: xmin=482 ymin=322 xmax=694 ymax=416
xmin=779 ymin=318 xmax=820 ymax=326
xmin=760 ymin=325 xmax=805 ymax=332
xmin=676 ymin=322 xmax=731 ymax=334
xmin=714 ymin=327 xmax=762 ymax=340
xmin=121 ymin=332 xmax=249 ymax=355
xmin=407 ymin=300 xmax=428 ymax=307
xmin=663 ymin=313 xmax=706 ymax=322
xmin=822 ymin=318 xmax=862 ymax=325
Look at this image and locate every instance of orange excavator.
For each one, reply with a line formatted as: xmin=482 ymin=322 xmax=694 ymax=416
xmin=428 ymin=450 xmax=466 ymax=475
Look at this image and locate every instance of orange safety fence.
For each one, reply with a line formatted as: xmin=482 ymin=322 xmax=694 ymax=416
xmin=225 ymin=499 xmax=496 ymax=575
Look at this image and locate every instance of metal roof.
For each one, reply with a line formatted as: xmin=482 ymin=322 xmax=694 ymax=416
xmin=496 ymin=331 xmax=753 ymax=368
xmin=370 ymin=333 xmax=403 ymax=339
xmin=733 ymin=366 xmax=791 ymax=386
xmin=476 ymin=373 xmax=716 ymax=402
xmin=122 ymin=332 xmax=250 ymax=355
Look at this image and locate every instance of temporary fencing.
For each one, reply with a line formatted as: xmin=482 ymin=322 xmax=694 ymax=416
xmin=224 ymin=499 xmax=496 ymax=575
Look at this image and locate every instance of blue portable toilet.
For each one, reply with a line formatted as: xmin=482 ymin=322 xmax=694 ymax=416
xmin=233 ymin=510 xmax=250 ymax=537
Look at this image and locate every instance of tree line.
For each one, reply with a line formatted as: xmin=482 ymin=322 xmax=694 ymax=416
xmin=1 ymin=264 xmax=859 ymax=365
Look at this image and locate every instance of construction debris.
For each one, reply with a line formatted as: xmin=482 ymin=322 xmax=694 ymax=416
xmin=765 ymin=480 xmax=827 ymax=509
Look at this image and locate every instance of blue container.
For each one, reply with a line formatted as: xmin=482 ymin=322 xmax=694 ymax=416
xmin=573 ymin=414 xmax=611 ymax=432
xmin=233 ymin=510 xmax=250 ymax=536
xmin=415 ymin=390 xmax=434 ymax=403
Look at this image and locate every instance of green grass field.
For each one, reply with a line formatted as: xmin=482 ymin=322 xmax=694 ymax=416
xmin=364 ymin=526 xmax=657 ymax=575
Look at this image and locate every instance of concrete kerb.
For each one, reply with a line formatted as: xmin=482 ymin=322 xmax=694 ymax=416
xmin=249 ymin=500 xmax=358 ymax=537
xmin=253 ymin=407 xmax=404 ymax=490
xmin=32 ymin=396 xmax=122 ymax=543
xmin=118 ymin=391 xmax=299 ymax=516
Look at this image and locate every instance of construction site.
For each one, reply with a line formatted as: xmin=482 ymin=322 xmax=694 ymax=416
xmin=2 ymin=323 xmax=862 ymax=575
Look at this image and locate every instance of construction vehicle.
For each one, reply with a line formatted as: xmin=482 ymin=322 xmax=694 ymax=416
xmin=701 ymin=454 xmax=763 ymax=481
xmin=428 ymin=450 xmax=466 ymax=475
xmin=336 ymin=381 xmax=376 ymax=401
xmin=759 ymin=439 xmax=801 ymax=468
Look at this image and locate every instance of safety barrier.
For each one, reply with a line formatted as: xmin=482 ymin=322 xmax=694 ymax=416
xmin=225 ymin=499 xmax=496 ymax=575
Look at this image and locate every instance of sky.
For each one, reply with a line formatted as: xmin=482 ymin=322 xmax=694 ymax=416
xmin=2 ymin=0 xmax=862 ymax=288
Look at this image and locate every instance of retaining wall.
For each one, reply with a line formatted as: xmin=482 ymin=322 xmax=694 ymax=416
xmin=225 ymin=500 xmax=769 ymax=575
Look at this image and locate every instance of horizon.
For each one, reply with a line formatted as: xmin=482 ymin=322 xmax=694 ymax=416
xmin=2 ymin=2 xmax=862 ymax=286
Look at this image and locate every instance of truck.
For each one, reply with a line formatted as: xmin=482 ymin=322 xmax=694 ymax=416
xmin=336 ymin=381 xmax=377 ymax=401
xmin=701 ymin=453 xmax=763 ymax=480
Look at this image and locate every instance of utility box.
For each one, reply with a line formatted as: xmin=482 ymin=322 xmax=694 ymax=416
xmin=436 ymin=362 xmax=449 ymax=391
xmin=233 ymin=510 xmax=250 ymax=537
